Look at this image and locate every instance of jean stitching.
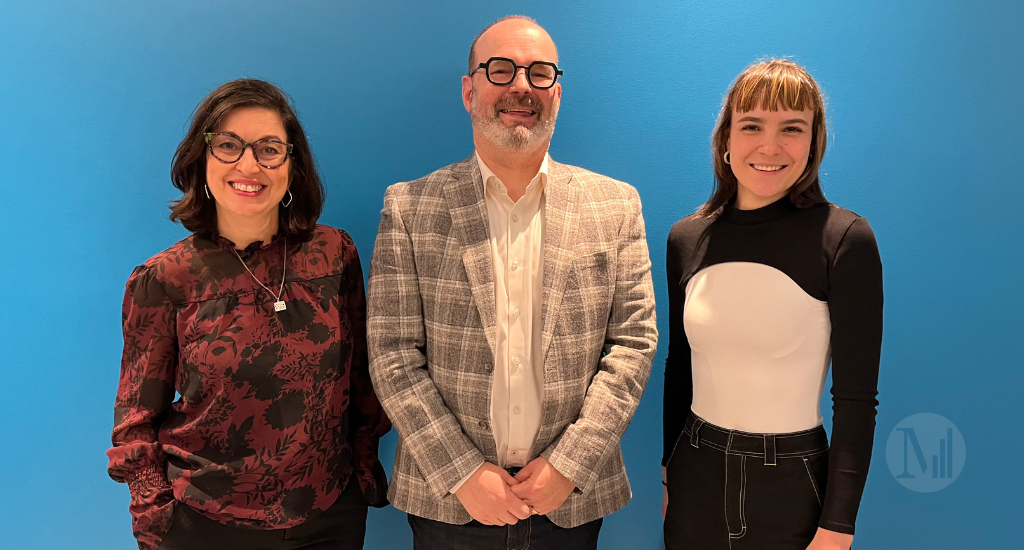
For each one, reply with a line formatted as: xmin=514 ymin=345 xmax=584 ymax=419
xmin=802 ymin=457 xmax=823 ymax=507
xmin=778 ymin=447 xmax=829 ymax=457
xmin=729 ymin=455 xmax=748 ymax=540
xmin=713 ymin=447 xmax=828 ymax=458
xmin=522 ymin=516 xmax=532 ymax=550
xmin=507 ymin=522 xmax=526 ymax=550
xmin=737 ymin=455 xmax=747 ymax=538
xmin=690 ymin=419 xmax=705 ymax=449
xmin=666 ymin=429 xmax=687 ymax=467
xmin=725 ymin=433 xmax=746 ymax=539
xmin=699 ymin=439 xmax=727 ymax=452
xmin=764 ymin=434 xmax=777 ymax=466
xmin=724 ymin=432 xmax=732 ymax=539
xmin=686 ymin=420 xmax=827 ymax=457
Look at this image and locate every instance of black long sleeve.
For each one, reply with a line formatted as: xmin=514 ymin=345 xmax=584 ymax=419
xmin=662 ymin=230 xmax=694 ymax=467
xmin=819 ymin=217 xmax=883 ymax=533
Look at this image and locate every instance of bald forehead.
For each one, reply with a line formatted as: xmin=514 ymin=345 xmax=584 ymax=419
xmin=474 ymin=19 xmax=558 ymax=66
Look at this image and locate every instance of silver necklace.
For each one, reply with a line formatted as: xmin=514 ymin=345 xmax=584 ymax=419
xmin=232 ymin=236 xmax=288 ymax=312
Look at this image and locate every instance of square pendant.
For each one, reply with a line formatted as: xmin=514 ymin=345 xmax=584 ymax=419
xmin=274 ymin=301 xmax=287 ymax=312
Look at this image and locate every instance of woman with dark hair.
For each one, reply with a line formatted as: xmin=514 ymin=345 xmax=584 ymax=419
xmin=662 ymin=60 xmax=882 ymax=550
xmin=106 ymin=79 xmax=390 ymax=550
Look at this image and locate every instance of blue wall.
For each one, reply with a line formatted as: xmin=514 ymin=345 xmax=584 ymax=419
xmin=1 ymin=1 xmax=1021 ymax=548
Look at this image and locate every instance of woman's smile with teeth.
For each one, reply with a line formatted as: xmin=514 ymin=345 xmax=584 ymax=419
xmin=231 ymin=181 xmax=264 ymax=192
xmin=752 ymin=164 xmax=785 ymax=172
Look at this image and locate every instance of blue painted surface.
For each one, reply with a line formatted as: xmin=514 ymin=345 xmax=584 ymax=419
xmin=0 ymin=1 xmax=1020 ymax=548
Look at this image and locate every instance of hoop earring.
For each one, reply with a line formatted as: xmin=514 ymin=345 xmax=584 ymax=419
xmin=723 ymin=151 xmax=731 ymax=164
xmin=204 ymin=184 xmax=211 ymax=199
xmin=281 ymin=189 xmax=293 ymax=208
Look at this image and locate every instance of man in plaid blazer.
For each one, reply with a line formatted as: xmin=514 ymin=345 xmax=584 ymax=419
xmin=367 ymin=16 xmax=657 ymax=549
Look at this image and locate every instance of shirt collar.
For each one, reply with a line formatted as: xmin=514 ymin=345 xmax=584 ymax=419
xmin=721 ymin=195 xmax=797 ymax=225
xmin=475 ymin=150 xmax=550 ymax=194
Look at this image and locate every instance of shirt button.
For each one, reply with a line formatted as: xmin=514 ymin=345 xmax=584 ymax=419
xmin=513 ymin=406 xmax=521 ymax=414
xmin=512 ymin=356 xmax=521 ymax=365
xmin=511 ymin=260 xmax=519 ymax=270
xmin=512 ymin=307 xmax=520 ymax=316
xmin=511 ymin=450 xmax=518 ymax=455
xmin=512 ymin=214 xmax=519 ymax=222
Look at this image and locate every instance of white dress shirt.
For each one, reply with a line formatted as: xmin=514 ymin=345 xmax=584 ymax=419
xmin=450 ymin=152 xmax=548 ymax=493
xmin=478 ymin=152 xmax=548 ymax=469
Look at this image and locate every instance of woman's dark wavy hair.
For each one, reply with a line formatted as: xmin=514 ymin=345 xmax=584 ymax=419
xmin=169 ymin=79 xmax=324 ymax=242
xmin=699 ymin=59 xmax=829 ymax=217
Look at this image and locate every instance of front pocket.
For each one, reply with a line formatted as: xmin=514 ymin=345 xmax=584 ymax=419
xmin=801 ymin=450 xmax=829 ymax=508
xmin=665 ymin=429 xmax=688 ymax=470
xmin=725 ymin=453 xmax=747 ymax=538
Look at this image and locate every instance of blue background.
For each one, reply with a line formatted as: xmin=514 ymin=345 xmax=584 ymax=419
xmin=1 ymin=1 xmax=1021 ymax=548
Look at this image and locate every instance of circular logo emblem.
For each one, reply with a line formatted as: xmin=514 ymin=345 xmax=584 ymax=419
xmin=885 ymin=413 xmax=965 ymax=493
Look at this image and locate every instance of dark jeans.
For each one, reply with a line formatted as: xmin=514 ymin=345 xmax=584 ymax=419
xmin=408 ymin=513 xmax=602 ymax=550
xmin=158 ymin=475 xmax=369 ymax=550
xmin=664 ymin=412 xmax=829 ymax=550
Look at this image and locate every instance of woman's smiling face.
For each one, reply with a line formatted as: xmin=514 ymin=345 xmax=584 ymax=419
xmin=727 ymin=106 xmax=814 ymax=210
xmin=205 ymin=106 xmax=291 ymax=229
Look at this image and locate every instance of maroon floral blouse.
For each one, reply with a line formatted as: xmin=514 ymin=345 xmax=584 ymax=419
xmin=106 ymin=225 xmax=390 ymax=550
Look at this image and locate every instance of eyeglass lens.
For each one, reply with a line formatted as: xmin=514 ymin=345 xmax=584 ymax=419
xmin=209 ymin=134 xmax=288 ymax=167
xmin=486 ymin=59 xmax=557 ymax=88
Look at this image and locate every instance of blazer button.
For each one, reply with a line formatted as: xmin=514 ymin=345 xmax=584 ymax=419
xmin=478 ymin=420 xmax=488 ymax=429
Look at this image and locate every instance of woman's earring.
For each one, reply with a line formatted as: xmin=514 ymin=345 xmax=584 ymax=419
xmin=281 ymin=189 xmax=293 ymax=208
xmin=723 ymin=151 xmax=731 ymax=164
xmin=204 ymin=184 xmax=211 ymax=199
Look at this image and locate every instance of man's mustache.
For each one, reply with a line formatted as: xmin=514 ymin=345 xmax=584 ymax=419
xmin=492 ymin=95 xmax=543 ymax=116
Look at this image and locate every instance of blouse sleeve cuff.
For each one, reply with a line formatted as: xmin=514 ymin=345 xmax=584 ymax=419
xmin=126 ymin=465 xmax=172 ymax=498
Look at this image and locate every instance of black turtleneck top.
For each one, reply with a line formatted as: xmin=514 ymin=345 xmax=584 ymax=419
xmin=663 ymin=197 xmax=883 ymax=534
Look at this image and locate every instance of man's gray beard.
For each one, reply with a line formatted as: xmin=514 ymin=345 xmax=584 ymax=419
xmin=470 ymin=91 xmax=559 ymax=152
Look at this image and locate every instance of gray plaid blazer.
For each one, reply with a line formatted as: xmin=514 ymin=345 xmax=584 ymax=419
xmin=367 ymin=155 xmax=657 ymax=528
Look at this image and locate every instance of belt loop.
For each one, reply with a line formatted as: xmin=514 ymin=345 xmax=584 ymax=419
xmin=690 ymin=418 xmax=705 ymax=448
xmin=764 ymin=434 xmax=777 ymax=466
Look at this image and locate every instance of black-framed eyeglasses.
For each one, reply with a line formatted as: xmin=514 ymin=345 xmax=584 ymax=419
xmin=470 ymin=57 xmax=563 ymax=89
xmin=204 ymin=132 xmax=294 ymax=169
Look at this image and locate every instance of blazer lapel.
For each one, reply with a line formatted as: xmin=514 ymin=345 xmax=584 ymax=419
xmin=443 ymin=157 xmax=497 ymax=354
xmin=540 ymin=160 xmax=580 ymax=362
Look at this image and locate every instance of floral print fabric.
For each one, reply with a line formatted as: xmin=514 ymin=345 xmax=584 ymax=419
xmin=107 ymin=226 xmax=389 ymax=550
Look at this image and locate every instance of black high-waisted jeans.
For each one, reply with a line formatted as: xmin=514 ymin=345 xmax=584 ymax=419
xmin=664 ymin=412 xmax=829 ymax=550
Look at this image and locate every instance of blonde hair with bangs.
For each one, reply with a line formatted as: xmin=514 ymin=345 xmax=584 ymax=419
xmin=699 ymin=59 xmax=829 ymax=216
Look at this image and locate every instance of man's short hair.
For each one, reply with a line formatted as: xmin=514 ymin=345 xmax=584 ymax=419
xmin=467 ymin=15 xmax=538 ymax=74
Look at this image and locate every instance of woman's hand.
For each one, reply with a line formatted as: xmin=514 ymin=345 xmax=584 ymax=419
xmin=661 ymin=466 xmax=668 ymax=518
xmin=805 ymin=527 xmax=853 ymax=550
